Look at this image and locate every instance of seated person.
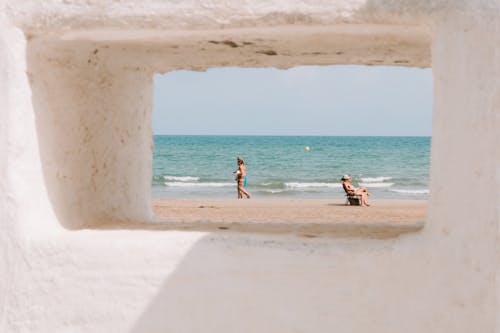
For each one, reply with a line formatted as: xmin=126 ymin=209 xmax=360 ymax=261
xmin=341 ymin=175 xmax=371 ymax=207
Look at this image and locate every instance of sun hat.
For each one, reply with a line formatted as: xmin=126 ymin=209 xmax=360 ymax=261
xmin=341 ymin=175 xmax=351 ymax=180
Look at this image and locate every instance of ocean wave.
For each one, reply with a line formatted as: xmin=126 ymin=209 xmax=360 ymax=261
xmin=163 ymin=176 xmax=200 ymax=182
xmin=164 ymin=182 xmax=233 ymax=187
xmin=285 ymin=182 xmax=342 ymax=189
xmin=359 ymin=182 xmax=394 ymax=188
xmin=390 ymin=189 xmax=429 ymax=194
xmin=263 ymin=189 xmax=286 ymax=193
xmin=360 ymin=176 xmax=393 ymax=182
xmin=254 ymin=181 xmax=285 ymax=189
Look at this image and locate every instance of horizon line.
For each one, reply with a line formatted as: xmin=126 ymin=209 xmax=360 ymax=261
xmin=153 ymin=134 xmax=431 ymax=137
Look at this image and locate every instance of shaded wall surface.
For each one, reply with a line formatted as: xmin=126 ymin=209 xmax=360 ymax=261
xmin=0 ymin=1 xmax=499 ymax=332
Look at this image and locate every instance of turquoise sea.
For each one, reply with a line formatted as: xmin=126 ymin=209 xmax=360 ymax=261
xmin=152 ymin=136 xmax=430 ymax=199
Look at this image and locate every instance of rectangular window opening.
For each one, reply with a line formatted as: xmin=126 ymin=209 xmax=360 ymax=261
xmin=151 ymin=65 xmax=433 ymax=237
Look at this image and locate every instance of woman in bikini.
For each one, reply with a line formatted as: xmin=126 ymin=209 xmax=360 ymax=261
xmin=234 ymin=157 xmax=251 ymax=199
xmin=341 ymin=175 xmax=371 ymax=206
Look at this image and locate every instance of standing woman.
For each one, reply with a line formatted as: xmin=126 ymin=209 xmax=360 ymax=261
xmin=234 ymin=157 xmax=251 ymax=199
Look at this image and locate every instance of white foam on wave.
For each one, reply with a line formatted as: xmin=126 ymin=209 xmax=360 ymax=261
xmin=359 ymin=182 xmax=394 ymax=188
xmin=164 ymin=176 xmax=200 ymax=182
xmin=390 ymin=189 xmax=429 ymax=194
xmin=360 ymin=176 xmax=393 ymax=182
xmin=285 ymin=182 xmax=342 ymax=189
xmin=165 ymin=182 xmax=233 ymax=187
xmin=264 ymin=189 xmax=285 ymax=193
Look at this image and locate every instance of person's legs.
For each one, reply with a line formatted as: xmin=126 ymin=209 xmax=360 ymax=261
xmin=238 ymin=181 xmax=251 ymax=199
xmin=240 ymin=186 xmax=251 ymax=199
xmin=356 ymin=190 xmax=369 ymax=206
xmin=237 ymin=181 xmax=242 ymax=199
xmin=360 ymin=187 xmax=371 ymax=196
xmin=363 ymin=195 xmax=370 ymax=206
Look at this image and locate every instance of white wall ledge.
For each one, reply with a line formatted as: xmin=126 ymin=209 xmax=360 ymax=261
xmin=91 ymin=220 xmax=424 ymax=239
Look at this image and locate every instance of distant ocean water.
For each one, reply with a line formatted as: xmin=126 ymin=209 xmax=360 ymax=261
xmin=152 ymin=136 xmax=430 ymax=199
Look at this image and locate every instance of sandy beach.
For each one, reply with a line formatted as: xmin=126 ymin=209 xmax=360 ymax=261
xmin=153 ymin=198 xmax=426 ymax=224
xmin=152 ymin=198 xmax=426 ymax=238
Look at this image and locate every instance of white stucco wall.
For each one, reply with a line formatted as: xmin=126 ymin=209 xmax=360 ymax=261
xmin=0 ymin=1 xmax=499 ymax=332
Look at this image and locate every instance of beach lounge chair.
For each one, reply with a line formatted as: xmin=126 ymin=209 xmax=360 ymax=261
xmin=345 ymin=194 xmax=362 ymax=206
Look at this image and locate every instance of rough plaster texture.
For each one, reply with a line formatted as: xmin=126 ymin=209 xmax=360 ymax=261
xmin=1 ymin=1 xmax=499 ymax=332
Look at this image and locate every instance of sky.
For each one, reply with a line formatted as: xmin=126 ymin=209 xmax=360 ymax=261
xmin=153 ymin=65 xmax=433 ymax=136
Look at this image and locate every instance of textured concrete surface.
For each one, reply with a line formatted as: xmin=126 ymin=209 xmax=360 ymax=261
xmin=0 ymin=1 xmax=499 ymax=332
